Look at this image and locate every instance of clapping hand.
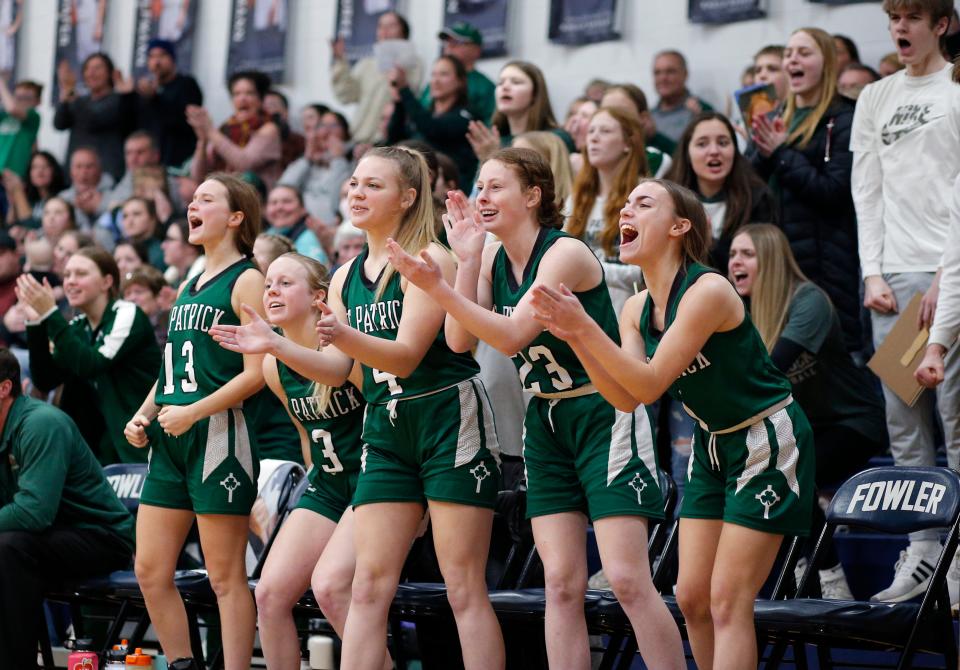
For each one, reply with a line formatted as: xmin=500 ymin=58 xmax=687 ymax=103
xmin=315 ymin=301 xmax=347 ymax=348
xmin=443 ymin=191 xmax=486 ymax=264
xmin=751 ymin=114 xmax=787 ymax=157
xmin=530 ymin=284 xmax=590 ymax=342
xmin=386 ymin=238 xmax=445 ymax=294
xmin=210 ymin=304 xmax=279 ymax=354
xmin=466 ymin=121 xmax=501 ymax=162
xmin=15 ymin=273 xmax=57 ymax=316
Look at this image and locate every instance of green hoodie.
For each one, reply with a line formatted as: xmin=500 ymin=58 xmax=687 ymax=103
xmin=27 ymin=299 xmax=160 ymax=464
xmin=0 ymin=395 xmax=135 ymax=549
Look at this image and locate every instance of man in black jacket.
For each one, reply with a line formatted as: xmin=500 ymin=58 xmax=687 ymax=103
xmin=136 ymin=39 xmax=203 ymax=169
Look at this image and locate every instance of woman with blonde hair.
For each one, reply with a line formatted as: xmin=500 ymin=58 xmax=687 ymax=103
xmin=565 ymin=106 xmax=648 ymax=315
xmin=211 ymin=146 xmax=504 ymax=670
xmin=213 ymin=251 xmax=376 ymax=669
xmin=750 ymin=26 xmax=862 ymax=352
xmin=730 ymin=223 xmax=886 ymax=595
xmin=512 ymin=130 xmax=574 ymax=206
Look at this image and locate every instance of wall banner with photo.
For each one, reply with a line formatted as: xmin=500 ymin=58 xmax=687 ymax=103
xmin=0 ymin=0 xmax=24 ymax=84
xmin=688 ymin=0 xmax=766 ymax=24
xmin=443 ymin=0 xmax=509 ymax=58
xmin=548 ymin=0 xmax=619 ymax=46
xmin=335 ymin=0 xmax=398 ymax=65
xmin=52 ymin=0 xmax=108 ymax=101
xmin=226 ymin=0 xmax=289 ymax=82
xmin=132 ymin=0 xmax=199 ymax=79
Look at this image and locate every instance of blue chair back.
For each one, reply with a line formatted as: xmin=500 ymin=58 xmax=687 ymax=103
xmin=103 ymin=463 xmax=149 ymax=514
xmin=827 ymin=466 xmax=960 ymax=534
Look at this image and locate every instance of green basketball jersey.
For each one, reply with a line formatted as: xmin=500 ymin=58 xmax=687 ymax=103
xmin=639 ymin=263 xmax=792 ymax=432
xmin=155 ymin=258 xmax=259 ymax=406
xmin=491 ymin=227 xmax=621 ymax=394
xmin=341 ymin=248 xmax=480 ymax=405
xmin=277 ymin=359 xmax=364 ymax=483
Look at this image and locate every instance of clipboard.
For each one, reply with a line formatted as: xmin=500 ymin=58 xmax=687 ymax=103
xmin=867 ymin=292 xmax=927 ymax=407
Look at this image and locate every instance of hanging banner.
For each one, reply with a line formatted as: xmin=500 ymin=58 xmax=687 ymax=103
xmin=0 ymin=0 xmax=24 ymax=84
xmin=443 ymin=0 xmax=509 ymax=58
xmin=335 ymin=0 xmax=397 ymax=65
xmin=548 ymin=0 xmax=619 ymax=46
xmin=226 ymin=0 xmax=289 ymax=82
xmin=132 ymin=0 xmax=200 ymax=79
xmin=52 ymin=0 xmax=109 ymax=101
xmin=688 ymin=0 xmax=766 ymax=24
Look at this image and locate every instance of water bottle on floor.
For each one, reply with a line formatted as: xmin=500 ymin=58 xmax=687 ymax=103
xmin=308 ymin=635 xmax=335 ymax=669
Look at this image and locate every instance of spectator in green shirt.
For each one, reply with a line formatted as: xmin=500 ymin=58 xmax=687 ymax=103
xmin=19 ymin=246 xmax=160 ymax=464
xmin=0 ymin=77 xmax=40 ymax=178
xmin=0 ymin=347 xmax=134 ymax=668
xmin=420 ymin=21 xmax=495 ymax=124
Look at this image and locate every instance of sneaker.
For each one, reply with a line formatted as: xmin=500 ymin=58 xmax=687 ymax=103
xmin=587 ymin=568 xmax=611 ymax=590
xmin=947 ymin=550 xmax=960 ymax=608
xmin=870 ymin=545 xmax=939 ymax=603
xmin=819 ymin=564 xmax=853 ymax=600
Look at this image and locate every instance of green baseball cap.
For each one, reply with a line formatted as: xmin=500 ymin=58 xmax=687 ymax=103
xmin=438 ymin=21 xmax=483 ymax=46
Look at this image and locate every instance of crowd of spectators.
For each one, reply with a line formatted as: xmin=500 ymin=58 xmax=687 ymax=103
xmin=2 ymin=0 xmax=960 ymax=663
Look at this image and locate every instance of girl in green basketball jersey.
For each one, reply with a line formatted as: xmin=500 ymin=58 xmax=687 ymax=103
xmin=211 ymin=253 xmax=388 ymax=669
xmin=387 ymin=148 xmax=684 ymax=670
xmin=214 ymin=146 xmax=504 ymax=670
xmin=123 ymin=174 xmax=266 ymax=670
xmin=530 ymin=178 xmax=815 ymax=670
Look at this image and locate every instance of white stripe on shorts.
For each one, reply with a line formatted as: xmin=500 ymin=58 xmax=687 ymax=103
xmin=455 ymin=380 xmax=482 ymax=467
xmin=607 ymin=409 xmax=633 ymax=485
xmin=232 ymin=408 xmax=255 ymax=483
xmin=203 ymin=410 xmax=229 ymax=482
xmin=735 ymin=421 xmax=772 ymax=495
xmin=770 ymin=409 xmax=800 ymax=497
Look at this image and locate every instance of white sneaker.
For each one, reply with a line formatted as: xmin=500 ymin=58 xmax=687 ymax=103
xmin=870 ymin=545 xmax=940 ymax=603
xmin=587 ymin=568 xmax=611 ymax=590
xmin=819 ymin=564 xmax=853 ymax=600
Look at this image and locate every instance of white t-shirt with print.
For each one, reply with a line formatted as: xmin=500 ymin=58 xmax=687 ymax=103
xmin=852 ymin=63 xmax=960 ymax=276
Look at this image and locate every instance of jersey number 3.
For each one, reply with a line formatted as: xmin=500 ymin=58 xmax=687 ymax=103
xmin=162 ymin=341 xmax=199 ymax=395
xmin=311 ymin=428 xmax=344 ymax=473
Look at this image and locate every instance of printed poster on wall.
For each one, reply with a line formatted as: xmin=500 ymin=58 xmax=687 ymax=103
xmin=444 ymin=0 xmax=509 ymax=58
xmin=335 ymin=0 xmax=398 ymax=65
xmin=548 ymin=0 xmax=619 ymax=46
xmin=52 ymin=0 xmax=109 ymax=101
xmin=132 ymin=0 xmax=200 ymax=79
xmin=226 ymin=0 xmax=289 ymax=82
xmin=0 ymin=0 xmax=24 ymax=84
xmin=688 ymin=0 xmax=766 ymax=24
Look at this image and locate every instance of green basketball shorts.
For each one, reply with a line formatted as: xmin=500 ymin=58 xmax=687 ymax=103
xmin=352 ymin=378 xmax=501 ymax=509
xmin=296 ymin=467 xmax=359 ymax=522
xmin=141 ymin=407 xmax=260 ymax=515
xmin=523 ymin=393 xmax=664 ymax=521
xmin=681 ymin=401 xmax=815 ymax=536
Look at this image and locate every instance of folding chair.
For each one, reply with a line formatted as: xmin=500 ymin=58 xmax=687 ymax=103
xmin=757 ymin=466 xmax=960 ymax=670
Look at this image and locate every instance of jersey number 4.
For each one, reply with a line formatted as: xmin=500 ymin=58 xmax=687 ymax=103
xmin=162 ymin=341 xmax=199 ymax=395
xmin=311 ymin=428 xmax=344 ymax=474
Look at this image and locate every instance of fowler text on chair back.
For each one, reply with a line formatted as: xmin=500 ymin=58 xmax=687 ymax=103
xmin=103 ymin=463 xmax=149 ymax=514
xmin=826 ymin=466 xmax=960 ymax=534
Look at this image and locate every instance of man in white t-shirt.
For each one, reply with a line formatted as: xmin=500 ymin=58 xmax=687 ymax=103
xmin=851 ymin=0 xmax=960 ymax=604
